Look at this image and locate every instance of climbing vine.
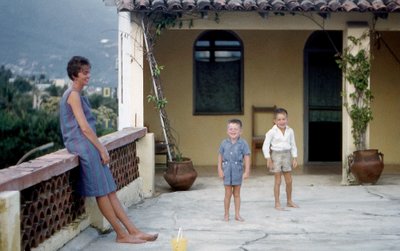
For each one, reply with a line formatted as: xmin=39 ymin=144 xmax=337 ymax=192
xmin=336 ymin=31 xmax=373 ymax=151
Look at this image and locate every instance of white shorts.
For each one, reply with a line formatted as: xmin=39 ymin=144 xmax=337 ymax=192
xmin=270 ymin=150 xmax=292 ymax=173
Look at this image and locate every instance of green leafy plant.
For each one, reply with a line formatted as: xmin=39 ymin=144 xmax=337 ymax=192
xmin=142 ymin=12 xmax=217 ymax=162
xmin=336 ymin=32 xmax=373 ymax=151
xmin=142 ymin=13 xmax=185 ymax=162
xmin=147 ymin=94 xmax=168 ymax=110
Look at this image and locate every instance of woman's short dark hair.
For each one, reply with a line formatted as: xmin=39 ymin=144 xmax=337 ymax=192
xmin=67 ymin=56 xmax=91 ymax=80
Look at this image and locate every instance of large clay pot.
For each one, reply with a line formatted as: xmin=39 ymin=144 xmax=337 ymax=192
xmin=348 ymin=149 xmax=384 ymax=184
xmin=164 ymin=158 xmax=197 ymax=191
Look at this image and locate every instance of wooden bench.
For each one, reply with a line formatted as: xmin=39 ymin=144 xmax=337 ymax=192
xmin=155 ymin=140 xmax=170 ymax=165
xmin=251 ymin=105 xmax=276 ymax=167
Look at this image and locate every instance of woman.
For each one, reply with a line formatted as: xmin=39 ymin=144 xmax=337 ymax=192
xmin=60 ymin=56 xmax=157 ymax=244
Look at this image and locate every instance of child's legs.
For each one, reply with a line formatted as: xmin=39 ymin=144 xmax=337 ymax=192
xmin=232 ymin=185 xmax=241 ymax=217
xmin=224 ymin=186 xmax=233 ymax=216
xmin=283 ymin=172 xmax=297 ymax=207
xmin=282 ymin=172 xmax=293 ymax=200
xmin=274 ymin=172 xmax=282 ymax=207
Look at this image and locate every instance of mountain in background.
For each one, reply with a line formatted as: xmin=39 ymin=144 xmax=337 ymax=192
xmin=0 ymin=0 xmax=118 ymax=87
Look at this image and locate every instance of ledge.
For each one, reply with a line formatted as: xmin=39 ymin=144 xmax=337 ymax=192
xmin=0 ymin=127 xmax=147 ymax=191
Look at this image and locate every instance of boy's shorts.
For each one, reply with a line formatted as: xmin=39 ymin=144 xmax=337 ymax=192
xmin=270 ymin=150 xmax=292 ymax=173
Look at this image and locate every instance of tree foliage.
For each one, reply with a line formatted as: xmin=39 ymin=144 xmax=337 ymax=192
xmin=0 ymin=106 xmax=63 ymax=168
xmin=0 ymin=66 xmax=118 ymax=169
xmin=91 ymin=105 xmax=118 ymax=136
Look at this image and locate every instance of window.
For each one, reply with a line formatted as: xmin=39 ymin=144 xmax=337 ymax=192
xmin=193 ymin=30 xmax=243 ymax=115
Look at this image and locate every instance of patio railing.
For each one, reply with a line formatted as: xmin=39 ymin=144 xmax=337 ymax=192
xmin=0 ymin=127 xmax=154 ymax=251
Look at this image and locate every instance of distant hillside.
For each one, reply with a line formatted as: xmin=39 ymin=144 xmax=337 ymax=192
xmin=0 ymin=0 xmax=118 ymax=87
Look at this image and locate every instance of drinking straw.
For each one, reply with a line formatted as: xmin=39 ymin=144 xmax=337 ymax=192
xmin=177 ymin=227 xmax=183 ymax=241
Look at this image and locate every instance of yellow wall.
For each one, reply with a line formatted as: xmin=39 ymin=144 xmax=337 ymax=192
xmin=144 ymin=30 xmax=310 ymax=166
xmin=144 ymin=29 xmax=400 ymax=166
xmin=370 ymin=31 xmax=400 ymax=164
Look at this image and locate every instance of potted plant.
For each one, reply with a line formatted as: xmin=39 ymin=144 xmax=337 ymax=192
xmin=142 ymin=14 xmax=197 ymax=190
xmin=336 ymin=31 xmax=384 ymax=185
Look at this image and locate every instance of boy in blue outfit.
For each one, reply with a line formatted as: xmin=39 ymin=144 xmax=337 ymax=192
xmin=262 ymin=108 xmax=299 ymax=210
xmin=218 ymin=119 xmax=251 ymax=221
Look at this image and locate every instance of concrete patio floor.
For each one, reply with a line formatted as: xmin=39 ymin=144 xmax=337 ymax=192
xmin=60 ymin=164 xmax=400 ymax=251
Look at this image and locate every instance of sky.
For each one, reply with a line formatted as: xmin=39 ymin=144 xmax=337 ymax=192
xmin=0 ymin=0 xmax=119 ymax=86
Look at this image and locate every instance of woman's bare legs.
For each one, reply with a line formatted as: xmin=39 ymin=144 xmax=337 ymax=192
xmin=96 ymin=194 xmax=145 ymax=243
xmin=224 ymin=186 xmax=233 ymax=221
xmin=233 ymin=185 xmax=244 ymax=221
xmin=108 ymin=192 xmax=158 ymax=241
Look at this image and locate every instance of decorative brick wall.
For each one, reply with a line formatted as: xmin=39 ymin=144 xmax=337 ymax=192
xmin=0 ymin=127 xmax=147 ymax=251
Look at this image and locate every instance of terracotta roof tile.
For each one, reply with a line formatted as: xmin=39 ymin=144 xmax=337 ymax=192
xmin=115 ymin=0 xmax=400 ymax=12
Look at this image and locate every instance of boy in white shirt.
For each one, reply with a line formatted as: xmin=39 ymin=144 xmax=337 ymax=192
xmin=262 ymin=108 xmax=299 ymax=210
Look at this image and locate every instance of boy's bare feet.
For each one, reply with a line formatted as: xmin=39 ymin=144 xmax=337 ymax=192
xmin=287 ymin=201 xmax=299 ymax=208
xmin=116 ymin=235 xmax=146 ymax=244
xmin=274 ymin=202 xmax=284 ymax=211
xmin=135 ymin=232 xmax=159 ymax=241
xmin=235 ymin=216 xmax=244 ymax=222
xmin=224 ymin=214 xmax=229 ymax=221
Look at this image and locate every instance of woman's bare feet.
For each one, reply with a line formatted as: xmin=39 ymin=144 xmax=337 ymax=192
xmin=116 ymin=234 xmax=146 ymax=244
xmin=287 ymin=201 xmax=299 ymax=208
xmin=135 ymin=232 xmax=159 ymax=241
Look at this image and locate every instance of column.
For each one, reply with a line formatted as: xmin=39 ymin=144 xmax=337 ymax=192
xmin=0 ymin=191 xmax=20 ymax=251
xmin=118 ymin=12 xmax=144 ymax=129
xmin=341 ymin=22 xmax=370 ymax=185
xmin=137 ymin=133 xmax=155 ymax=198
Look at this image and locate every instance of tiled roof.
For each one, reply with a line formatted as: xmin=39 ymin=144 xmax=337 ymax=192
xmin=112 ymin=0 xmax=400 ymax=13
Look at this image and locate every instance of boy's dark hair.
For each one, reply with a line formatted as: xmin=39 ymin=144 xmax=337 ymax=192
xmin=274 ymin=107 xmax=288 ymax=118
xmin=228 ymin=118 xmax=242 ymax=128
xmin=67 ymin=56 xmax=91 ymax=80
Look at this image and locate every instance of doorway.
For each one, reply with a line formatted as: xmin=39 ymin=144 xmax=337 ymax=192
xmin=304 ymin=31 xmax=342 ymax=162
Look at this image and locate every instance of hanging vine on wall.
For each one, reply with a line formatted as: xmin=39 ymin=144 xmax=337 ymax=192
xmin=140 ymin=11 xmax=226 ymax=162
xmin=140 ymin=12 xmax=195 ymax=162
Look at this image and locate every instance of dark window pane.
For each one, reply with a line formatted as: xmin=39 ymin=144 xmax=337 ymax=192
xmin=215 ymin=51 xmax=241 ymax=62
xmin=196 ymin=40 xmax=210 ymax=47
xmin=195 ymin=51 xmax=210 ymax=62
xmin=195 ymin=61 xmax=241 ymax=113
xmin=215 ymin=40 xmax=241 ymax=47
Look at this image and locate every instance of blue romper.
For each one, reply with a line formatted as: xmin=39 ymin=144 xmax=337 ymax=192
xmin=60 ymin=88 xmax=117 ymax=197
xmin=219 ymin=138 xmax=250 ymax=186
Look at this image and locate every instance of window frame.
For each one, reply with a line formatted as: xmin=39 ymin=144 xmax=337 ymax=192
xmin=193 ymin=30 xmax=244 ymax=115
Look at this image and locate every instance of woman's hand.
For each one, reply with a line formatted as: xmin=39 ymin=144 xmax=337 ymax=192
xmin=100 ymin=146 xmax=110 ymax=165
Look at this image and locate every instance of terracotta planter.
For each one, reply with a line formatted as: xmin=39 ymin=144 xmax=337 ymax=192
xmin=348 ymin=149 xmax=384 ymax=184
xmin=164 ymin=158 xmax=197 ymax=191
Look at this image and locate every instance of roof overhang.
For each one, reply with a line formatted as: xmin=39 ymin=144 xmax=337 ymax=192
xmin=104 ymin=0 xmax=400 ymax=14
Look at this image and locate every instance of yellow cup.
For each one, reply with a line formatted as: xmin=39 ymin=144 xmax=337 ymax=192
xmin=171 ymin=237 xmax=187 ymax=251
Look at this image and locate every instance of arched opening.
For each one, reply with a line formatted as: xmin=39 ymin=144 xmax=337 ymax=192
xmin=304 ymin=31 xmax=342 ymax=162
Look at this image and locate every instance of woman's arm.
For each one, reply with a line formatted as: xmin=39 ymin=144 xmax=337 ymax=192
xmin=67 ymin=91 xmax=110 ymax=164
